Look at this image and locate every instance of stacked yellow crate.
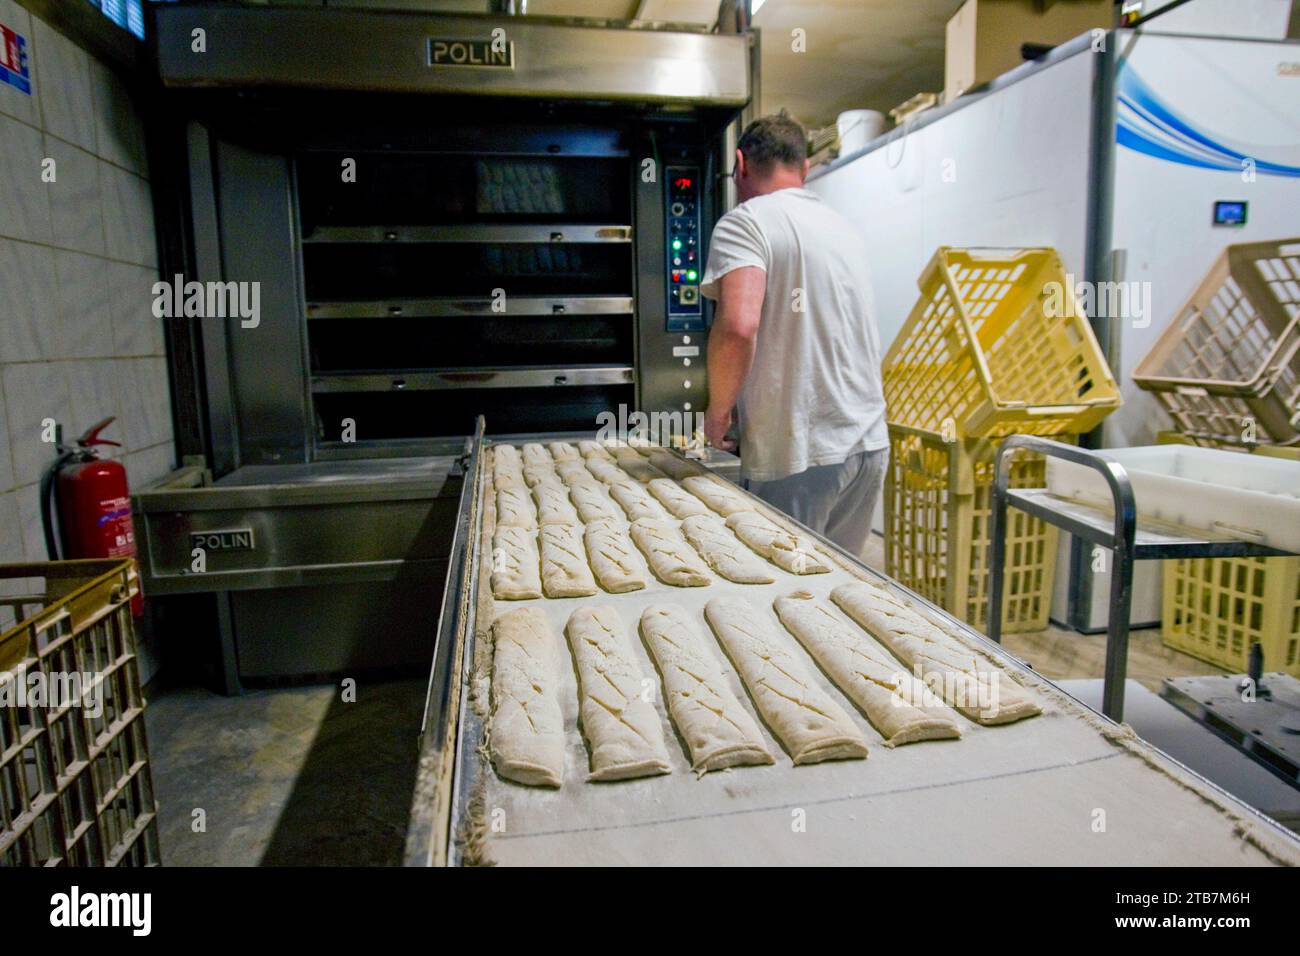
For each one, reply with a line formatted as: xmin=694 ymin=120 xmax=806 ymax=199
xmin=883 ymin=247 xmax=1121 ymax=633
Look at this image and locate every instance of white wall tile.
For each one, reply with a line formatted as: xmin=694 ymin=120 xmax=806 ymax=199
xmin=52 ymin=249 xmax=113 ymax=359
xmin=1 ymin=361 xmax=72 ymax=488
xmin=44 ymin=135 xmax=105 ymax=256
xmin=119 ymin=357 xmax=171 ymax=452
xmin=65 ymin=360 xmax=124 ymax=446
xmin=126 ymin=441 xmax=174 ymax=490
xmin=32 ymin=18 xmax=95 ymax=154
xmin=0 ymin=112 xmax=52 ymax=242
xmin=0 ymin=237 xmax=58 ymax=363
xmin=0 ymin=0 xmax=39 ymax=129
xmin=14 ymin=478 xmax=48 ymax=562
xmin=89 ymin=59 xmax=147 ymax=175
xmin=107 ymin=260 xmax=163 ymax=357
xmin=100 ymin=162 xmax=156 ymax=268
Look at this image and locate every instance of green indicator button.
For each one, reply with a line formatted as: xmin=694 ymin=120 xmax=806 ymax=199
xmin=687 ymin=270 xmax=697 ymax=280
xmin=672 ymin=239 xmax=682 ymax=250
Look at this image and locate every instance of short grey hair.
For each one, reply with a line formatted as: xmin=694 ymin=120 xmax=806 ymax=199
xmin=736 ymin=110 xmax=807 ymax=173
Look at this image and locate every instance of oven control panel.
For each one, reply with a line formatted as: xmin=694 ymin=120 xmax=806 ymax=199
xmin=665 ymin=165 xmax=703 ymax=332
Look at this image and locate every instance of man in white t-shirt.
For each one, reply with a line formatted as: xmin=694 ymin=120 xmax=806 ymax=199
xmin=700 ymin=111 xmax=889 ymax=559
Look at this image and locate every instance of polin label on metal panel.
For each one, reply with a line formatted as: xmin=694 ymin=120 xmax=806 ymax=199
xmin=427 ymin=37 xmax=514 ymax=69
xmin=190 ymin=529 xmax=256 ymax=553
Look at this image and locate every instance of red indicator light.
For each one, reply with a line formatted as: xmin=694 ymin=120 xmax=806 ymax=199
xmin=674 ymin=177 xmax=693 ymax=189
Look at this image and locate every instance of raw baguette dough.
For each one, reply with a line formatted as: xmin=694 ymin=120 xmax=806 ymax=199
xmin=773 ymin=591 xmax=961 ymax=746
xmin=548 ymin=441 xmax=580 ymax=462
xmin=564 ymin=605 xmax=672 ymax=781
xmin=523 ymin=462 xmax=563 ymax=488
xmin=490 ymin=606 xmax=565 ymax=787
xmin=609 ymin=481 xmax=671 ymax=522
xmin=583 ymin=519 xmax=648 ymax=593
xmin=539 ymin=524 xmax=598 ymax=598
xmin=726 ymin=511 xmax=831 ymax=575
xmin=578 ymin=440 xmax=615 ymax=461
xmin=617 ymin=457 xmax=667 ymax=484
xmin=610 ymin=445 xmax=644 ymax=462
xmin=704 ymin=597 xmax=869 ymax=764
xmin=646 ymin=478 xmax=710 ymax=518
xmin=496 ymin=487 xmax=537 ymax=529
xmin=639 ymin=603 xmax=773 ymax=774
xmin=532 ymin=481 xmax=580 ymax=526
xmin=680 ymin=513 xmax=775 ymax=584
xmin=492 ymin=445 xmax=525 ymax=490
xmin=521 ymin=442 xmax=553 ymax=468
xmin=586 ymin=458 xmax=635 ymax=486
xmin=490 ymin=526 xmax=542 ymax=600
xmin=556 ymin=459 xmax=597 ymax=486
xmin=680 ymin=475 xmax=753 ymax=517
xmin=646 ymin=450 xmax=699 ymax=480
xmin=830 ymin=581 xmax=1042 ymax=725
xmin=568 ymin=481 xmax=622 ymax=523
xmin=628 ymin=518 xmax=712 ymax=587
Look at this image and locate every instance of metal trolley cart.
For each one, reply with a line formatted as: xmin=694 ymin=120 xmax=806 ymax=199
xmin=988 ymin=436 xmax=1299 ymax=721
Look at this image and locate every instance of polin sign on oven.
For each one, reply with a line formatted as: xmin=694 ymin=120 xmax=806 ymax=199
xmin=428 ymin=35 xmax=514 ymax=69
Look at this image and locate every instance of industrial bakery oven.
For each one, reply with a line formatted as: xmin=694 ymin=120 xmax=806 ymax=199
xmin=133 ymin=4 xmax=753 ymax=689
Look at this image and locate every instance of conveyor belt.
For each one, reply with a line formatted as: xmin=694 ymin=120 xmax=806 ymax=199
xmin=405 ymin=425 xmax=1300 ymax=866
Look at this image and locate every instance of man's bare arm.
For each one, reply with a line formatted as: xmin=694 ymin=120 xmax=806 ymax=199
xmin=703 ymin=266 xmax=766 ymax=450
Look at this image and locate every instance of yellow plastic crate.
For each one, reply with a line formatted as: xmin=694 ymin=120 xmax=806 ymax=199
xmin=1152 ymin=431 xmax=1300 ymax=675
xmin=1134 ymin=239 xmax=1300 ymax=447
xmin=1163 ymin=555 xmax=1300 ymax=678
xmin=884 ymin=247 xmax=1121 ymax=440
xmin=0 ymin=560 xmax=159 ymax=867
xmin=884 ymin=424 xmax=1061 ymax=633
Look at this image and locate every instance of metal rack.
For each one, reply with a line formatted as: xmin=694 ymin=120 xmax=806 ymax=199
xmin=988 ymin=436 xmax=1296 ymax=721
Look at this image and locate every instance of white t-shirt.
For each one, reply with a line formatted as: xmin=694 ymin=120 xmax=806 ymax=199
xmin=700 ymin=187 xmax=889 ymax=482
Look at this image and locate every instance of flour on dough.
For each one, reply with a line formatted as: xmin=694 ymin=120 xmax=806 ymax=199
xmin=583 ymin=519 xmax=648 ymax=593
xmin=490 ymin=606 xmax=565 ymax=787
xmin=774 ymin=591 xmax=961 ymax=746
xmin=628 ymin=518 xmax=711 ymax=587
xmin=521 ymin=442 xmax=553 ymax=468
xmin=680 ymin=513 xmax=775 ymax=584
xmin=490 ymin=526 xmax=542 ymax=600
xmin=830 ymin=581 xmax=1042 ymax=725
xmin=646 ymin=450 xmax=699 ymax=480
xmin=704 ymin=597 xmax=869 ymax=764
xmin=565 ymin=605 xmax=672 ymax=781
xmin=609 ymin=481 xmax=671 ymax=522
xmin=578 ymin=440 xmax=615 ymax=461
xmin=532 ymin=481 xmax=580 ymax=526
xmin=726 ymin=510 xmax=831 ymax=575
xmin=492 ymin=445 xmax=525 ymax=491
xmin=548 ymin=441 xmax=580 ymax=462
xmin=646 ymin=478 xmax=710 ymax=518
xmin=586 ymin=457 xmax=635 ymax=486
xmin=679 ymin=475 xmax=752 ymax=517
xmin=639 ymin=603 xmax=773 ymax=774
xmin=496 ymin=487 xmax=537 ymax=529
xmin=539 ymin=524 xmax=598 ymax=598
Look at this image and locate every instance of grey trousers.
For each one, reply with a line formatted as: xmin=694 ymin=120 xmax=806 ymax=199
xmin=746 ymin=447 xmax=888 ymax=561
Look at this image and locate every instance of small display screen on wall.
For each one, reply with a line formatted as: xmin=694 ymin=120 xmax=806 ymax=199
xmin=1213 ymin=201 xmax=1248 ymax=226
xmin=89 ymin=0 xmax=145 ymax=40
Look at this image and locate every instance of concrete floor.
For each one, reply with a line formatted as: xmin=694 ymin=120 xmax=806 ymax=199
xmin=145 ymin=677 xmax=425 ymax=866
xmin=143 ymin=532 xmax=1229 ymax=866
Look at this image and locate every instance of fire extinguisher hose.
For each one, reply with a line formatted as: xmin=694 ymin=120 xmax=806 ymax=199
xmin=40 ymin=449 xmax=78 ymax=562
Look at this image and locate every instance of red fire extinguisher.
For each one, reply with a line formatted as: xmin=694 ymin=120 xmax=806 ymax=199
xmin=41 ymin=417 xmax=144 ymax=616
